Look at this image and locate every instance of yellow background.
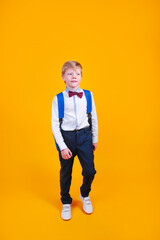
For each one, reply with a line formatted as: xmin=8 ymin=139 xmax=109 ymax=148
xmin=1 ymin=0 xmax=160 ymax=239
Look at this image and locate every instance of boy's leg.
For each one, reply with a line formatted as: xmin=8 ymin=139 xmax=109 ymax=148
xmin=59 ymin=129 xmax=76 ymax=204
xmin=59 ymin=152 xmax=74 ymax=204
xmin=76 ymin=127 xmax=96 ymax=197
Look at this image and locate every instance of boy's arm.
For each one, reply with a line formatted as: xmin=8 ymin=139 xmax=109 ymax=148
xmin=51 ymin=96 xmax=68 ymax=151
xmin=91 ymin=92 xmax=98 ymax=147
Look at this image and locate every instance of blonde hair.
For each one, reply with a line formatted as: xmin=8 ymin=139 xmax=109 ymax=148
xmin=61 ymin=60 xmax=82 ymax=76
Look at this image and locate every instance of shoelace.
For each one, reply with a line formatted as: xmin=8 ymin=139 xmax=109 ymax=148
xmin=83 ymin=197 xmax=91 ymax=205
xmin=62 ymin=205 xmax=70 ymax=212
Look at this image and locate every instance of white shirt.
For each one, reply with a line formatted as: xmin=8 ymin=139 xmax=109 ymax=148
xmin=51 ymin=87 xmax=98 ymax=151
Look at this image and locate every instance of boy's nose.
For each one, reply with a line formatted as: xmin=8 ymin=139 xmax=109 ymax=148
xmin=72 ymin=73 xmax=76 ymax=78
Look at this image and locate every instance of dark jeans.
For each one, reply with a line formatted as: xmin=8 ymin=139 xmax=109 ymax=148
xmin=59 ymin=126 xmax=96 ymax=204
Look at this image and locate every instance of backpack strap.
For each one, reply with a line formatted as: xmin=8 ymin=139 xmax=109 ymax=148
xmin=83 ymin=90 xmax=92 ymax=130
xmin=57 ymin=92 xmax=64 ymax=119
xmin=83 ymin=90 xmax=92 ymax=113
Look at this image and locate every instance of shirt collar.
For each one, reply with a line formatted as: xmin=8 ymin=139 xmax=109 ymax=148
xmin=65 ymin=86 xmax=82 ymax=93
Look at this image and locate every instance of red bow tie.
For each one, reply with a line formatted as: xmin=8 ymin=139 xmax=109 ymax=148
xmin=68 ymin=91 xmax=83 ymax=98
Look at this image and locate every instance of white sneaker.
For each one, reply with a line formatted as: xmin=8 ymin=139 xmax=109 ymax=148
xmin=61 ymin=204 xmax=71 ymax=220
xmin=80 ymin=195 xmax=93 ymax=214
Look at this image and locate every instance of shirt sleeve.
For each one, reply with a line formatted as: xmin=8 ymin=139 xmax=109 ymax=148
xmin=91 ymin=92 xmax=98 ymax=143
xmin=51 ymin=96 xmax=67 ymax=151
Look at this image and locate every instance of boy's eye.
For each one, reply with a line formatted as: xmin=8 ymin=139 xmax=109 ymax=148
xmin=67 ymin=72 xmax=80 ymax=75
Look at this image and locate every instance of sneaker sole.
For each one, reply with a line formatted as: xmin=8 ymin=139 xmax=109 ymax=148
xmin=61 ymin=213 xmax=71 ymax=221
xmin=82 ymin=208 xmax=93 ymax=215
xmin=61 ymin=217 xmax=71 ymax=221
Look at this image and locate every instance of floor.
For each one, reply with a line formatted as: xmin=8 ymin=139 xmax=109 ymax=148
xmin=1 ymin=153 xmax=160 ymax=240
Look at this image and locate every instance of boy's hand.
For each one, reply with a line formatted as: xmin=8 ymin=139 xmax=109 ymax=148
xmin=93 ymin=143 xmax=97 ymax=151
xmin=61 ymin=148 xmax=73 ymax=159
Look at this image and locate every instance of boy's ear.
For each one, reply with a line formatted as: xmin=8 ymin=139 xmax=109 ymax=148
xmin=62 ymin=75 xmax=66 ymax=83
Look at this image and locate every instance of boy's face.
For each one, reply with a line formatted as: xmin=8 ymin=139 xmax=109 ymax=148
xmin=62 ymin=67 xmax=82 ymax=91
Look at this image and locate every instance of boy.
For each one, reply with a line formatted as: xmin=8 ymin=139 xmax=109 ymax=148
xmin=51 ymin=61 xmax=98 ymax=220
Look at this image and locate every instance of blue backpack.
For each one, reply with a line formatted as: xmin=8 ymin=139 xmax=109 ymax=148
xmin=55 ymin=89 xmax=92 ymax=151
